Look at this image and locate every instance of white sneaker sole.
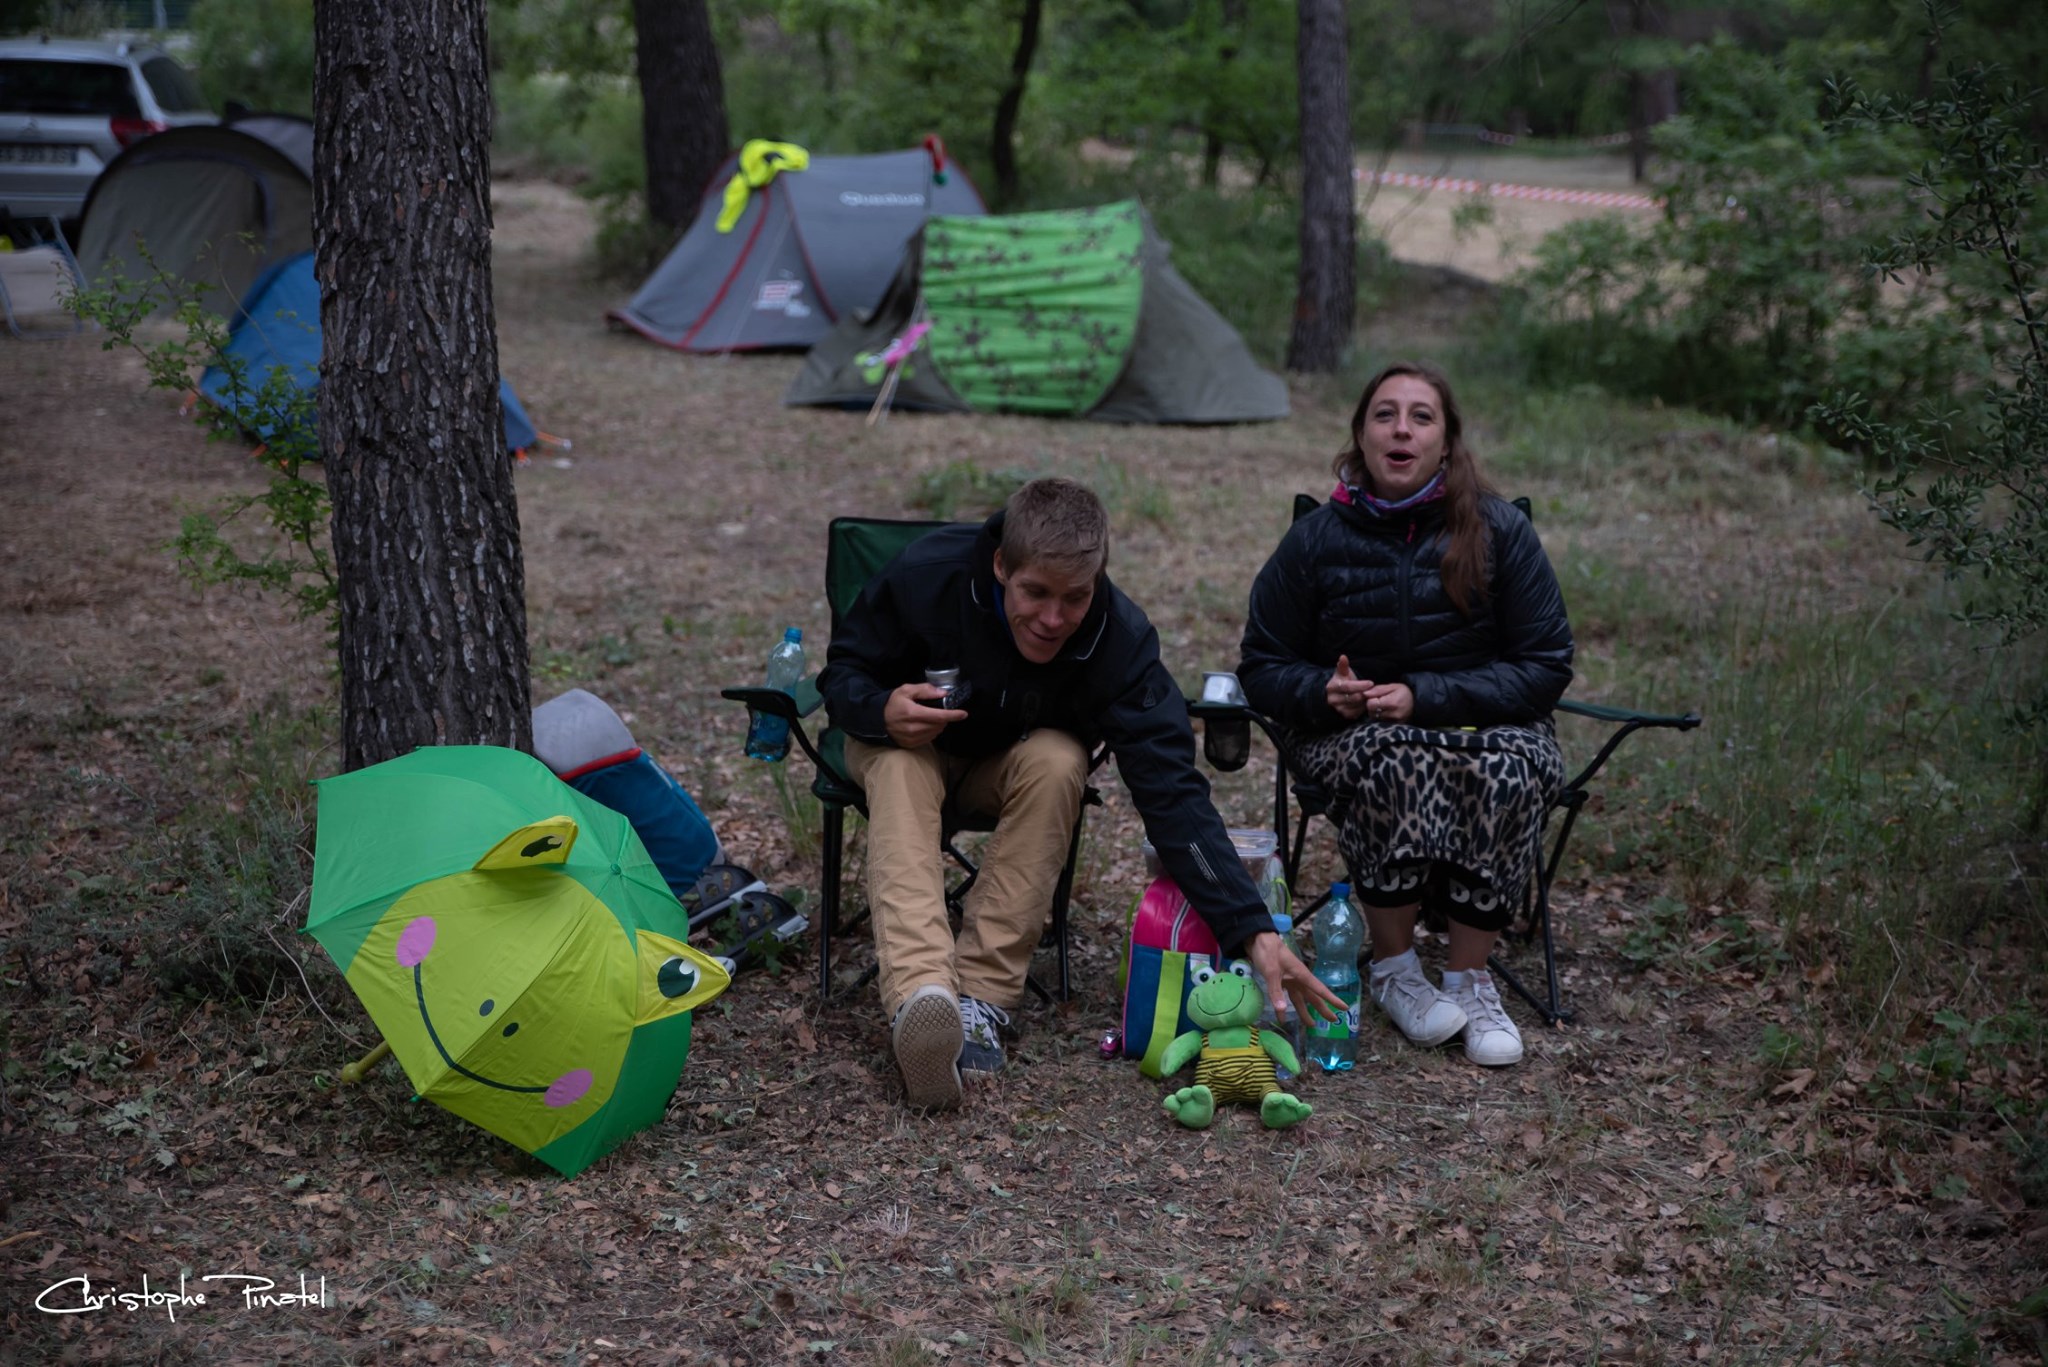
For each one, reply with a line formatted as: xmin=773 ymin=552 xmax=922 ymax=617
xmin=1401 ymin=1008 xmax=1468 ymax=1048
xmin=1464 ymin=1030 xmax=1524 ymax=1067
xmin=893 ymin=991 xmax=964 ymax=1110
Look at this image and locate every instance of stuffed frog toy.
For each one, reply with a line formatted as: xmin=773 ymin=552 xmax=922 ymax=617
xmin=1158 ymin=961 xmax=1313 ymax=1130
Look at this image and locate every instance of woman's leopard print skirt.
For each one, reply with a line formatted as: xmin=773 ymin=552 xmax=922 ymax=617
xmin=1283 ymin=717 xmax=1565 ymax=931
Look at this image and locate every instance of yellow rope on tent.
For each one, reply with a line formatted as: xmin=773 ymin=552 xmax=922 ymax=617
xmin=716 ymin=140 xmax=811 ymax=233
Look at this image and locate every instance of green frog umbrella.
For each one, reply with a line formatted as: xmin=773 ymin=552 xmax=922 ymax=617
xmin=306 ymin=746 xmax=730 ymax=1176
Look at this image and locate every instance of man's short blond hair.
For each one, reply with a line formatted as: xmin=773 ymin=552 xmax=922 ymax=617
xmin=1000 ymin=477 xmax=1109 ymax=579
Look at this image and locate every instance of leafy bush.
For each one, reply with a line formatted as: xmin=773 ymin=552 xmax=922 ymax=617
xmin=189 ymin=0 xmax=314 ymax=116
xmin=1814 ymin=52 xmax=2048 ymax=749
xmin=1489 ymin=37 xmax=1971 ymax=432
xmin=140 ymin=700 xmax=328 ymax=1002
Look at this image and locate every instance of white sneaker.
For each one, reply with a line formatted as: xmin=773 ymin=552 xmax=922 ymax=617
xmin=1446 ymin=970 xmax=1524 ymax=1067
xmin=891 ymin=985 xmax=964 ymax=1109
xmin=1369 ymin=955 xmax=1467 ymax=1047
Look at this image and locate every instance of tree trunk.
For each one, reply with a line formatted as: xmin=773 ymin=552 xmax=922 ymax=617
xmin=1201 ymin=0 xmax=1248 ymax=190
xmin=313 ymin=0 xmax=533 ymax=773
xmin=1286 ymin=0 xmax=1354 ymax=374
xmin=1609 ymin=0 xmax=1676 ymax=184
xmin=990 ymin=0 xmax=1043 ymax=207
xmin=633 ymin=0 xmax=729 ymax=234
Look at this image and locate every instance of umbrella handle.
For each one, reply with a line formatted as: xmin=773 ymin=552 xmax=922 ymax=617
xmin=340 ymin=1039 xmax=392 ymax=1085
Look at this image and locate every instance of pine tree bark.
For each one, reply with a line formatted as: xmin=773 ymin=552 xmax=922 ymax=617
xmin=1286 ymin=0 xmax=1354 ymax=374
xmin=313 ymin=0 xmax=533 ymax=772
xmin=991 ymin=0 xmax=1043 ymax=207
xmin=633 ymin=0 xmax=730 ymax=234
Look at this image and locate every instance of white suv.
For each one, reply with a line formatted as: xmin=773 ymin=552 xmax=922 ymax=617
xmin=0 ymin=37 xmax=214 ymax=228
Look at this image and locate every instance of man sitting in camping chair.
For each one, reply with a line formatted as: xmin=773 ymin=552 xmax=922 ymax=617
xmin=821 ymin=477 xmax=1342 ymax=1110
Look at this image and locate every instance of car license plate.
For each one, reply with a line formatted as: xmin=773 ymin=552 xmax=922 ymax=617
xmin=0 ymin=144 xmax=79 ymax=165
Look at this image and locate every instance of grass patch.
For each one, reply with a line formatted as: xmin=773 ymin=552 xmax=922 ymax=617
xmin=143 ymin=697 xmax=330 ymax=1003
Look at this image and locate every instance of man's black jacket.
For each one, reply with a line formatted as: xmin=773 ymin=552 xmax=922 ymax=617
xmin=819 ymin=512 xmax=1272 ymax=956
xmin=1239 ymin=492 xmax=1574 ymax=731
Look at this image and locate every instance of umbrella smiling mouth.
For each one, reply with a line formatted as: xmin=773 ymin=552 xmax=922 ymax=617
xmin=397 ymin=916 xmax=593 ymax=1109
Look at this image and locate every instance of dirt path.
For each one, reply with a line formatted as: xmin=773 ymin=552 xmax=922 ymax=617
xmin=0 ymin=181 xmax=2035 ymax=1366
xmin=1360 ymin=148 xmax=1658 ymax=284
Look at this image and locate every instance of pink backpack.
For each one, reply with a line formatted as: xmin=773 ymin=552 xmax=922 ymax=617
xmin=1120 ymin=876 xmax=1223 ymax=1078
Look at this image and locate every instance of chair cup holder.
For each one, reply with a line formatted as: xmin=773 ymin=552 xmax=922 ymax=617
xmin=1203 ymin=717 xmax=1252 ymax=772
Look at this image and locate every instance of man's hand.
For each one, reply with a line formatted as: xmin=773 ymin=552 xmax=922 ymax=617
xmin=1244 ymin=929 xmax=1346 ymax=1026
xmin=883 ymin=682 xmax=967 ymax=748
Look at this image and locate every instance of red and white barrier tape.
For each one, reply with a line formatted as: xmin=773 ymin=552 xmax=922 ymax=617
xmin=1356 ymin=167 xmax=1661 ymax=211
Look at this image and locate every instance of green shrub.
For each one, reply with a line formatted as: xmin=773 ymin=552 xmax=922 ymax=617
xmin=1487 ymin=37 xmax=1970 ymax=434
xmin=189 ymin=0 xmax=314 ymax=116
xmin=142 ymin=699 xmax=329 ymax=1002
xmin=1815 ymin=48 xmax=2048 ymax=756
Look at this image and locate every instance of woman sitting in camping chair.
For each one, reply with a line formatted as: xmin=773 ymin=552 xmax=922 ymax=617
xmin=1237 ymin=361 xmax=1574 ymax=1067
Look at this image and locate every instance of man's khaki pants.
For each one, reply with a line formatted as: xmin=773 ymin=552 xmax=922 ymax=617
xmin=846 ymin=731 xmax=1088 ymax=1017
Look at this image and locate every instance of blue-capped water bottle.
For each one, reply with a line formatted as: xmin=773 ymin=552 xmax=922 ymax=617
xmin=1306 ymin=881 xmax=1362 ymax=1072
xmin=744 ymin=627 xmax=805 ymax=762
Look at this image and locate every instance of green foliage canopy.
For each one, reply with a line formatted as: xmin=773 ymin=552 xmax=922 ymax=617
xmin=188 ymin=0 xmax=314 ymax=116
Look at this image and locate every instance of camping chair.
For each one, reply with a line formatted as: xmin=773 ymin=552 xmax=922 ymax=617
xmin=722 ymin=516 xmax=1102 ymax=1004
xmin=0 ymin=215 xmax=89 ymax=341
xmin=1187 ymin=493 xmax=1700 ymax=1025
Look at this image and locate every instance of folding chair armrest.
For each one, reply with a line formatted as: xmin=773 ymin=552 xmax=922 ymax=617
xmin=1186 ymin=697 xmax=1292 ymax=749
xmin=1556 ymin=697 xmax=1702 ymax=793
xmin=720 ymin=678 xmax=835 ymax=774
xmin=719 ymin=675 xmax=825 ymax=721
xmin=1557 ymin=699 xmax=1701 ymax=731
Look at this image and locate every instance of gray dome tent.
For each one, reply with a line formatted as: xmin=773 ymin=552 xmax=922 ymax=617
xmin=608 ymin=141 xmax=986 ymax=353
xmin=784 ymin=201 xmax=1289 ymax=424
xmin=76 ymin=112 xmax=313 ymax=316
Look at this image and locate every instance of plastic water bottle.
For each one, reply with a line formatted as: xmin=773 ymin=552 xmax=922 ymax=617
xmin=1252 ymin=861 xmax=1302 ymax=1079
xmin=1306 ymin=881 xmax=1362 ymax=1072
xmin=1256 ymin=911 xmax=1305 ymax=1080
xmin=744 ymin=627 xmax=805 ymax=762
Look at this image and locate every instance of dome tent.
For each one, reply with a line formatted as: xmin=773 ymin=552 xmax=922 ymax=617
xmin=76 ymin=112 xmax=314 ymax=317
xmin=608 ymin=139 xmax=986 ymax=353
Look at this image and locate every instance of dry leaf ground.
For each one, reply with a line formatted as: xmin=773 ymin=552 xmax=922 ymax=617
xmin=0 ymin=181 xmax=2040 ymax=1366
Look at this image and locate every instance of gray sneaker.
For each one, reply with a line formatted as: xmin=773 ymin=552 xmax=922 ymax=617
xmin=892 ymin=985 xmax=964 ymax=1109
xmin=958 ymin=995 xmax=1011 ymax=1074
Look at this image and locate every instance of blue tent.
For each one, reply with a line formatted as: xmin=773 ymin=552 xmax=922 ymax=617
xmin=198 ymin=251 xmax=540 ymax=453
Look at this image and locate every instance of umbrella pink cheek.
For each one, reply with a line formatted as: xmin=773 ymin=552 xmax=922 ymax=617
xmin=545 ymin=1069 xmax=593 ymax=1109
xmin=395 ymin=917 xmax=437 ymax=968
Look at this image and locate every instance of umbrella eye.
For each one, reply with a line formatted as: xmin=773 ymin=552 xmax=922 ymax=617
xmin=479 ymin=999 xmax=495 ymax=1016
xmin=657 ymin=958 xmax=698 ymax=999
xmin=501 ymin=1022 xmax=519 ymax=1038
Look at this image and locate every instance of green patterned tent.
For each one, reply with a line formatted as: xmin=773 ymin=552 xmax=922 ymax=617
xmin=783 ymin=202 xmax=1288 ymax=424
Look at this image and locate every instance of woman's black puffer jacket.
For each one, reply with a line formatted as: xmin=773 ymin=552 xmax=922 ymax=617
xmin=1238 ymin=492 xmax=1574 ymax=731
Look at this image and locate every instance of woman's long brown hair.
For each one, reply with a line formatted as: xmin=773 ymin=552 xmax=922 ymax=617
xmin=1332 ymin=361 xmax=1496 ymax=617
